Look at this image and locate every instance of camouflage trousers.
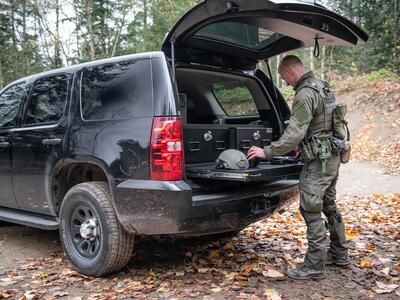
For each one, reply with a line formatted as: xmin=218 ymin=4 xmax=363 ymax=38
xmin=299 ymin=152 xmax=348 ymax=271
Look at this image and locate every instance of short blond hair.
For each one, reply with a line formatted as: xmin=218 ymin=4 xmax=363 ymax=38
xmin=278 ymin=55 xmax=303 ymax=73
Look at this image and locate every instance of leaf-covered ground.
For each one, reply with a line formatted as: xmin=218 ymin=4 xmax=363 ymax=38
xmin=1 ymin=193 xmax=399 ymax=299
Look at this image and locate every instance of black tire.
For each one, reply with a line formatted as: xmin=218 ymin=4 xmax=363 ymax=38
xmin=59 ymin=181 xmax=134 ymax=276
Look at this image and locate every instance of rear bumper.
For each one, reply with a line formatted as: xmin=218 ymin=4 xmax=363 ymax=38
xmin=112 ymin=179 xmax=299 ymax=235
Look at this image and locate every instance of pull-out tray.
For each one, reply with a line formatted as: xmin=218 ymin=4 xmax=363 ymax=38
xmin=186 ymin=161 xmax=303 ymax=182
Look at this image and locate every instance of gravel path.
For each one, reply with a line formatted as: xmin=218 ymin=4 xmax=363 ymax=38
xmin=337 ymin=161 xmax=400 ymax=196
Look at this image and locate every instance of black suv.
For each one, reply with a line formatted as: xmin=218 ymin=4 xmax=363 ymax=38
xmin=0 ymin=0 xmax=367 ymax=276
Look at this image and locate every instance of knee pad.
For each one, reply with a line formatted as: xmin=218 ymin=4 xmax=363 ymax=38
xmin=326 ymin=209 xmax=343 ymax=224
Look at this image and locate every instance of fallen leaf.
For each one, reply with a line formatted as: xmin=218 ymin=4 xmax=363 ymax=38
xmin=53 ymin=291 xmax=70 ymax=298
xmin=373 ymin=282 xmax=399 ymax=294
xmin=223 ymin=242 xmax=234 ymax=251
xmin=208 ymin=251 xmax=220 ymax=260
xmin=380 ymin=267 xmax=390 ymax=276
xmin=360 ymin=257 xmax=372 ymax=268
xmin=33 ymin=273 xmax=48 ymax=280
xmin=197 ymin=268 xmax=209 ymax=274
xmin=210 ymin=287 xmax=222 ymax=293
xmin=262 ymin=269 xmax=286 ymax=280
xmin=263 ymin=288 xmax=281 ymax=300
xmin=0 ymin=290 xmax=15 ymax=299
xmin=233 ymin=274 xmax=248 ymax=282
xmin=23 ymin=291 xmax=37 ymax=300
xmin=241 ymin=264 xmax=255 ymax=274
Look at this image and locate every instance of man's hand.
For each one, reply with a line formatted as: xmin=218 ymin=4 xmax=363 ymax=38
xmin=247 ymin=146 xmax=270 ymax=160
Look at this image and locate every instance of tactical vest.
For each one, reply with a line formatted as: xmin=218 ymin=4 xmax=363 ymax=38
xmin=296 ymin=78 xmax=336 ymax=137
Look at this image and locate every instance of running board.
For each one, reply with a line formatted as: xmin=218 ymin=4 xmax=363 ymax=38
xmin=0 ymin=206 xmax=58 ymax=230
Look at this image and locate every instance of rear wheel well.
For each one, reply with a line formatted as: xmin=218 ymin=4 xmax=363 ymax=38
xmin=52 ymin=163 xmax=108 ymax=215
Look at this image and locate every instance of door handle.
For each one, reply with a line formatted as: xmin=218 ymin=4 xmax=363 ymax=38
xmin=0 ymin=141 xmax=10 ymax=148
xmin=42 ymin=138 xmax=62 ymax=146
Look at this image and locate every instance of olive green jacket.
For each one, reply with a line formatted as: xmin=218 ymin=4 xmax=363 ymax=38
xmin=264 ymin=71 xmax=322 ymax=157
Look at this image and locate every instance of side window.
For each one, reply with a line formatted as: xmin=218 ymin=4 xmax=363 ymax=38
xmin=81 ymin=59 xmax=152 ymax=121
xmin=212 ymin=82 xmax=259 ymax=116
xmin=24 ymin=75 xmax=68 ymax=125
xmin=0 ymin=83 xmax=27 ymax=128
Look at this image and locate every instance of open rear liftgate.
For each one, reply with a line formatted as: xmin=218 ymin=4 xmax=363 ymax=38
xmin=184 ymin=124 xmax=303 ymax=182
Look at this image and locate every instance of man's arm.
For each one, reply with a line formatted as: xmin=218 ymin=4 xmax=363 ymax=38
xmin=247 ymin=90 xmax=315 ymax=160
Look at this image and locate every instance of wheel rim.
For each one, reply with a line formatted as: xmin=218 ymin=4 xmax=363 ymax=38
xmin=70 ymin=205 xmax=101 ymax=259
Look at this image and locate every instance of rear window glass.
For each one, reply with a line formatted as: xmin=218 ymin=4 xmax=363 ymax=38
xmin=24 ymin=75 xmax=68 ymax=125
xmin=212 ymin=82 xmax=258 ymax=116
xmin=81 ymin=59 xmax=152 ymax=121
xmin=194 ymin=21 xmax=284 ymax=50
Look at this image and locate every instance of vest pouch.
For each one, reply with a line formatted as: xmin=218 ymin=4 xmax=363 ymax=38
xmin=340 ymin=142 xmax=351 ymax=164
xmin=300 ymin=141 xmax=316 ymax=162
xmin=333 ymin=104 xmax=349 ymax=140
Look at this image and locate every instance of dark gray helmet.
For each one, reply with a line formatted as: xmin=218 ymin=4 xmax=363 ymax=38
xmin=216 ymin=149 xmax=249 ymax=170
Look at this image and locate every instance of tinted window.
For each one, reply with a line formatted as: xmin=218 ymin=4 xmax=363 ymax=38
xmin=194 ymin=21 xmax=284 ymax=50
xmin=212 ymin=82 xmax=258 ymax=116
xmin=24 ymin=75 xmax=68 ymax=125
xmin=0 ymin=83 xmax=26 ymax=128
xmin=81 ymin=59 xmax=152 ymax=121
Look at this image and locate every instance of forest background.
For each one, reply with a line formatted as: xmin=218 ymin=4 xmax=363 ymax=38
xmin=0 ymin=0 xmax=398 ymax=90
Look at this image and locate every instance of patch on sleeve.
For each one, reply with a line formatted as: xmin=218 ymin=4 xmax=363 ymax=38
xmin=292 ymin=102 xmax=312 ymax=124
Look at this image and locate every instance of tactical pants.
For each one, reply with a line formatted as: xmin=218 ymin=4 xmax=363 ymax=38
xmin=299 ymin=153 xmax=348 ymax=271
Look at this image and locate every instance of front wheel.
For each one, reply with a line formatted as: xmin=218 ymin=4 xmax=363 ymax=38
xmin=59 ymin=181 xmax=134 ymax=276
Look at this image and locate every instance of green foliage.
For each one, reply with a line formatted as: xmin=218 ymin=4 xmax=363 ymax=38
xmin=327 ymin=0 xmax=399 ymax=75
xmin=0 ymin=0 xmax=43 ymax=87
xmin=280 ymin=85 xmax=295 ymax=101
xmin=0 ymin=0 xmax=398 ymax=89
xmin=213 ymin=84 xmax=252 ymax=104
xmin=125 ymin=0 xmax=198 ymax=54
xmin=352 ymin=69 xmax=398 ymax=87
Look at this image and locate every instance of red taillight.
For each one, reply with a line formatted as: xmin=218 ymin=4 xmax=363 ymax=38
xmin=150 ymin=116 xmax=184 ymax=181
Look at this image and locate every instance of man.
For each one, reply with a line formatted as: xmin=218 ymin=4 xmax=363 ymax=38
xmin=247 ymin=55 xmax=349 ymax=280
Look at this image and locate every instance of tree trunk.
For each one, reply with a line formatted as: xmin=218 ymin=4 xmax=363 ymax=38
xmin=143 ymin=0 xmax=148 ymax=32
xmin=74 ymin=1 xmax=80 ymax=60
xmin=0 ymin=60 xmax=4 ymax=89
xmin=10 ymin=2 xmax=17 ymax=49
xmin=321 ymin=46 xmax=326 ymax=81
xmin=22 ymin=0 xmax=29 ymax=74
xmin=309 ymin=47 xmax=314 ymax=72
xmin=86 ymin=0 xmax=96 ymax=60
xmin=394 ymin=0 xmax=399 ymax=72
xmin=54 ymin=0 xmax=62 ymax=67
xmin=111 ymin=0 xmax=130 ymax=57
xmin=328 ymin=46 xmax=334 ymax=82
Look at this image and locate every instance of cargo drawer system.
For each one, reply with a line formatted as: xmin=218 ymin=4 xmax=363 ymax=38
xmin=186 ymin=160 xmax=303 ymax=183
xmin=184 ymin=124 xmax=273 ymax=164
